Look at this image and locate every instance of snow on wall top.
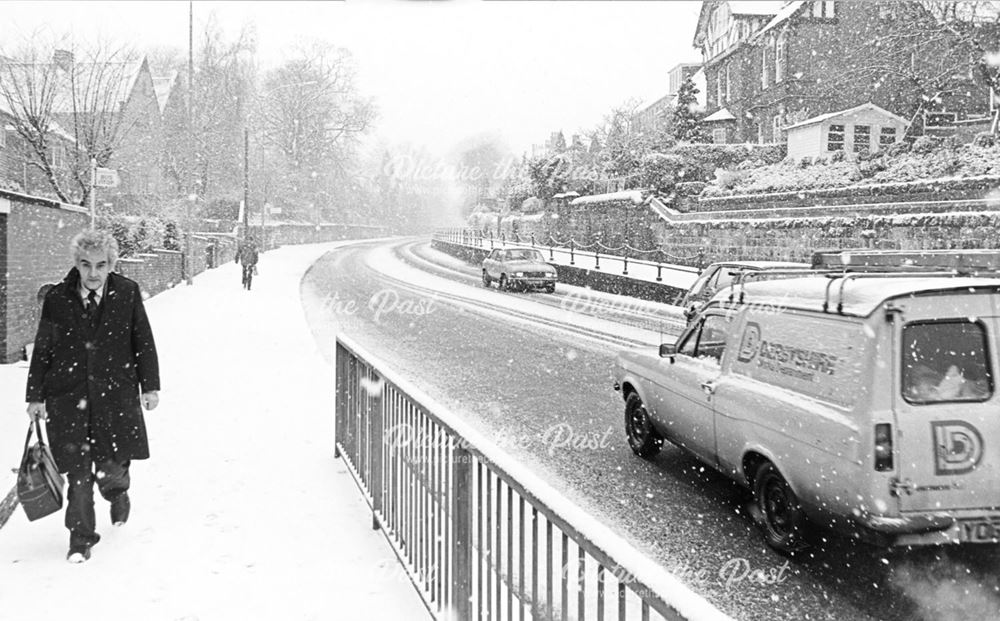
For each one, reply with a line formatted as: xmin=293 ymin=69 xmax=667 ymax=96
xmin=571 ymin=190 xmax=645 ymax=206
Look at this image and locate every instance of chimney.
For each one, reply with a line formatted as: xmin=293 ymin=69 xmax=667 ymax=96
xmin=53 ymin=49 xmax=74 ymax=71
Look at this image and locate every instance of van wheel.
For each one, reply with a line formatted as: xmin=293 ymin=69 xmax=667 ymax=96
xmin=624 ymin=393 xmax=663 ymax=459
xmin=545 ymin=283 xmax=556 ymax=293
xmin=499 ymin=275 xmax=508 ymax=291
xmin=753 ymin=462 xmax=810 ymax=554
xmin=482 ymin=271 xmax=492 ymax=287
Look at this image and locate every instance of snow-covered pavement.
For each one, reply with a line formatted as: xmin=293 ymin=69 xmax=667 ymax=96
xmin=0 ymin=241 xmax=426 ymax=620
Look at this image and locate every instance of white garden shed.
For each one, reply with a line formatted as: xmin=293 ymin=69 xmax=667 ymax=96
xmin=783 ymin=102 xmax=909 ymax=161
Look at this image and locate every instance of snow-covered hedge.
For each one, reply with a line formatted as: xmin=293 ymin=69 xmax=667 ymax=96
xmin=701 ymin=140 xmax=1000 ymax=198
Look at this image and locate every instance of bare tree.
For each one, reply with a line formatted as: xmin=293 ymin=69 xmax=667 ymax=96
xmin=0 ymin=37 xmax=140 ymax=205
xmin=257 ymin=42 xmax=375 ymax=221
xmin=828 ymin=1 xmax=998 ymax=136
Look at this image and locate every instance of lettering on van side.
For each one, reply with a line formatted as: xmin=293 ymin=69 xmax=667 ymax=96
xmin=932 ymin=420 xmax=984 ymax=476
xmin=736 ymin=321 xmax=839 ymax=380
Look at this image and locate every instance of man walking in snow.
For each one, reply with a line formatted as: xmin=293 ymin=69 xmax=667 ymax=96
xmin=25 ymin=229 xmax=160 ymax=563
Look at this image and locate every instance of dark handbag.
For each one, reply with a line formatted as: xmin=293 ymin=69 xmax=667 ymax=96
xmin=16 ymin=418 xmax=64 ymax=521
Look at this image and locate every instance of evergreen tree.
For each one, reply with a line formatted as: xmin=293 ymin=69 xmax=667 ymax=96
xmin=672 ymin=77 xmax=706 ymax=142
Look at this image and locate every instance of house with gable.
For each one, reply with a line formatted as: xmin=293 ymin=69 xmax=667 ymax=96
xmin=693 ymin=1 xmax=992 ymax=145
xmin=2 ymin=51 xmax=166 ymax=207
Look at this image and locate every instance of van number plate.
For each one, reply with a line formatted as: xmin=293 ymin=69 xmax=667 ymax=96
xmin=959 ymin=518 xmax=1000 ymax=543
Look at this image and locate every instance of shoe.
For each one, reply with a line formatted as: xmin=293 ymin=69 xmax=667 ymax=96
xmin=110 ymin=492 xmax=130 ymax=526
xmin=66 ymin=544 xmax=91 ymax=563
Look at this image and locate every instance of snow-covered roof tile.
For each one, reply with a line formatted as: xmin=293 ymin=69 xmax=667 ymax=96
xmin=703 ymin=107 xmax=736 ymax=122
xmin=752 ymin=1 xmax=806 ymax=40
xmin=783 ymin=102 xmax=910 ymax=131
xmin=152 ymin=71 xmax=178 ymax=114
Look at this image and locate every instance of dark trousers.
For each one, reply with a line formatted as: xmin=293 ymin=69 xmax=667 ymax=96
xmin=242 ymin=263 xmax=255 ymax=290
xmin=66 ymin=459 xmax=130 ymax=548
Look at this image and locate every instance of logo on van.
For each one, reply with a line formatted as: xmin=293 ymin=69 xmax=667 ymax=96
xmin=737 ymin=322 xmax=762 ymax=363
xmin=932 ymin=420 xmax=984 ymax=475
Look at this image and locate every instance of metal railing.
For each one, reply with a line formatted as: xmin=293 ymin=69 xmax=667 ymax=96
xmin=432 ymin=228 xmax=702 ymax=280
xmin=335 ymin=334 xmax=730 ymax=621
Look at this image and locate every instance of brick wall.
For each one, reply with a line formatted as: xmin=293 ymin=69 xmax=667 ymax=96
xmin=2 ymin=192 xmax=90 ymax=362
xmin=115 ymin=249 xmax=184 ymax=299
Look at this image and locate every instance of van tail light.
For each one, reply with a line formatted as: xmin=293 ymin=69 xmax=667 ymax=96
xmin=874 ymin=423 xmax=894 ymax=472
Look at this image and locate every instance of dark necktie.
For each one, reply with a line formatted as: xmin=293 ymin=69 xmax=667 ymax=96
xmin=85 ymin=290 xmax=98 ymax=318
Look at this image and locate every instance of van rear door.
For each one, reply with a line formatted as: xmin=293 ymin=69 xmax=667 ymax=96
xmin=892 ymin=295 xmax=1000 ymax=526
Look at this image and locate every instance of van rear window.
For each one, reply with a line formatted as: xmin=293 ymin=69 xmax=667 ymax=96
xmin=902 ymin=320 xmax=993 ymax=404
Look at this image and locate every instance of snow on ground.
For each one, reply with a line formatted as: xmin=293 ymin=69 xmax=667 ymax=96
xmin=0 ymin=241 xmax=426 ymax=621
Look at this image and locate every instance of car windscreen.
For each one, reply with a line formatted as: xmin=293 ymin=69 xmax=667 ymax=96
xmin=507 ymin=250 xmax=544 ymax=262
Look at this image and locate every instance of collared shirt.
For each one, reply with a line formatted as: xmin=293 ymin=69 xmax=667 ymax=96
xmin=79 ymin=282 xmax=106 ymax=309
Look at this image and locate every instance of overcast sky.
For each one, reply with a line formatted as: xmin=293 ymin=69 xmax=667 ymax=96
xmin=1 ymin=0 xmax=705 ymax=157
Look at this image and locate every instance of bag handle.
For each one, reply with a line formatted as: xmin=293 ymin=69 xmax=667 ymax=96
xmin=24 ymin=417 xmax=49 ymax=453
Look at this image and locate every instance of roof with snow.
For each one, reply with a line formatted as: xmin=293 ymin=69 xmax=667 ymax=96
xmin=783 ymin=102 xmax=910 ymax=131
xmin=152 ymin=71 xmax=179 ymax=114
xmin=703 ymin=107 xmax=736 ymax=122
xmin=570 ymin=190 xmax=644 ymax=206
xmin=752 ymin=1 xmax=806 ymax=41
xmin=46 ymin=59 xmax=147 ymax=114
xmin=714 ymin=275 xmax=1000 ymax=317
xmin=695 ymin=1 xmax=783 ymax=46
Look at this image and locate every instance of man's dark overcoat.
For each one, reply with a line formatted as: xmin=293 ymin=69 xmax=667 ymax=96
xmin=26 ymin=269 xmax=160 ymax=473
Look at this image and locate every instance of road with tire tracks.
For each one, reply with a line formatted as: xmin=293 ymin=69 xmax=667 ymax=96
xmin=299 ymin=237 xmax=999 ymax=621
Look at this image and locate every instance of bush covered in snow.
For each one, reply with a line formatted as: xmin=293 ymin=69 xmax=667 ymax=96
xmin=701 ymin=141 xmax=1000 ymax=197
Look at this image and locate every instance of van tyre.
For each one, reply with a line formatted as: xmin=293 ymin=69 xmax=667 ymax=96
xmin=753 ymin=462 xmax=810 ymax=555
xmin=482 ymin=271 xmax=492 ymax=288
xmin=499 ymin=275 xmax=508 ymax=291
xmin=545 ymin=283 xmax=556 ymax=293
xmin=624 ymin=393 xmax=663 ymax=459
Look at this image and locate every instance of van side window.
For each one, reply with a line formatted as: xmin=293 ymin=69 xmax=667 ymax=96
xmin=902 ymin=320 xmax=993 ymax=404
xmin=678 ymin=315 xmax=729 ymax=365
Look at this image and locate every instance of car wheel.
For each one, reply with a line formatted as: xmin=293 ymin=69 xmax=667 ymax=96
xmin=545 ymin=283 xmax=556 ymax=294
xmin=753 ymin=461 xmax=810 ymax=554
xmin=624 ymin=392 xmax=663 ymax=459
xmin=499 ymin=275 xmax=508 ymax=291
xmin=482 ymin=270 xmax=492 ymax=288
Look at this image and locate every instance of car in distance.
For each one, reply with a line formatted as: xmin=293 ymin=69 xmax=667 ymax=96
xmin=482 ymin=247 xmax=557 ymax=292
xmin=680 ymin=260 xmax=810 ymax=321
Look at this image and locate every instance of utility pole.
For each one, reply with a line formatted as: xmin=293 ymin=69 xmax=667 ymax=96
xmin=184 ymin=0 xmax=194 ymax=285
xmin=243 ymin=126 xmax=250 ymax=238
xmin=89 ymin=157 xmax=96 ymax=229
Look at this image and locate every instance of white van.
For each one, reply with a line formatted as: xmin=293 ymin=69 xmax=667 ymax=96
xmin=614 ymin=271 xmax=1000 ymax=552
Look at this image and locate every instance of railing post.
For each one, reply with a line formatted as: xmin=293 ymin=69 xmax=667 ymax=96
xmin=530 ymin=233 xmax=536 ymax=247
xmin=452 ymin=446 xmax=474 ymax=620
xmin=595 ymin=248 xmax=601 ymax=270
xmin=334 ymin=343 xmax=347 ymax=459
xmin=489 ymin=230 xmax=494 ymax=250
xmin=656 ymin=262 xmax=663 ymax=282
xmin=369 ymin=372 xmax=384 ymax=531
xmin=549 ymin=245 xmax=554 ymax=261
xmin=570 ymin=240 xmax=575 ymax=265
xmin=623 ymin=253 xmax=629 ymax=276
